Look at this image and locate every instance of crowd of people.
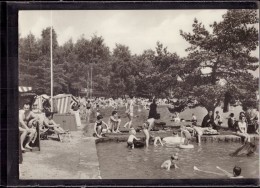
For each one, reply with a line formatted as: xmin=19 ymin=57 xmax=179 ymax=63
xmin=19 ymin=95 xmax=258 ymax=179
xmin=19 ymin=95 xmax=259 ymax=156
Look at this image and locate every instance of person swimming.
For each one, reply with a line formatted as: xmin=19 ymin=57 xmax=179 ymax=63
xmin=216 ymin=166 xmax=244 ymax=178
xmin=161 ymin=153 xmax=179 ymax=170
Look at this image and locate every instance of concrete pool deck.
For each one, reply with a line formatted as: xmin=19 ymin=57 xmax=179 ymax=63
xmin=19 ymin=121 xmax=101 ymax=180
xmin=19 ymin=121 xmax=259 ymax=180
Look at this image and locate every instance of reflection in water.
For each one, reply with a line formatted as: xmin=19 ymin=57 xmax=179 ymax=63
xmin=97 ymin=142 xmax=259 ymax=179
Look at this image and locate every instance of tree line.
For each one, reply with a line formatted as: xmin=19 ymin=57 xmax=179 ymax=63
xmin=19 ymin=9 xmax=259 ymax=112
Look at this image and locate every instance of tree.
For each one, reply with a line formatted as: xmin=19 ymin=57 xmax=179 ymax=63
xmin=179 ymin=9 xmax=259 ymax=112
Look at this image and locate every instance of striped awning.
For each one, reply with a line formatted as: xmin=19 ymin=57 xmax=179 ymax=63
xmin=19 ymin=86 xmax=32 ymax=92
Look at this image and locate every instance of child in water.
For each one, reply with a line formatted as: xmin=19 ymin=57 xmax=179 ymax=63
xmin=180 ymin=125 xmax=192 ymax=145
xmin=216 ymin=166 xmax=244 ymax=178
xmin=161 ymin=153 xmax=179 ymax=170
xmin=127 ymin=128 xmax=141 ymax=149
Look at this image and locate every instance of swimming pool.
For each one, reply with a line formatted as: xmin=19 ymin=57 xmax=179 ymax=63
xmin=96 ymin=142 xmax=259 ymax=179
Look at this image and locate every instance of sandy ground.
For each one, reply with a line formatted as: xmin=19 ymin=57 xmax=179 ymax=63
xmin=19 ymin=120 xmax=101 ymax=180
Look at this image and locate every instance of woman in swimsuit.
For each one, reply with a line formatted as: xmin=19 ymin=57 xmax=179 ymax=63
xmin=236 ymin=112 xmax=250 ymax=143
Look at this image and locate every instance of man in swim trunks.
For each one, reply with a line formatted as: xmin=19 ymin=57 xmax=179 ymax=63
xmin=19 ymin=103 xmax=38 ymax=151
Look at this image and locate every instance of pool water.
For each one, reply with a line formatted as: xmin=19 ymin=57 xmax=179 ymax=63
xmin=97 ymin=142 xmax=259 ymax=179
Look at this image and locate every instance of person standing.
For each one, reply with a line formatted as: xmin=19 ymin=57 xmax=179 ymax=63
xmin=148 ymin=98 xmax=158 ymax=119
xmin=214 ymin=111 xmax=223 ymax=130
xmin=85 ymin=100 xmax=92 ymax=123
xmin=147 ymin=98 xmax=158 ymax=131
xmin=123 ymin=96 xmax=134 ymax=129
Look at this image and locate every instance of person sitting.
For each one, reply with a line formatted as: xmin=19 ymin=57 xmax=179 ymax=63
xmin=191 ymin=113 xmax=197 ymax=123
xmin=246 ymin=109 xmax=259 ymax=134
xmin=228 ymin=113 xmax=236 ymax=131
xmin=93 ymin=114 xmax=109 ymax=138
xmin=180 ymin=125 xmax=192 ymax=145
xmin=214 ymin=111 xmax=223 ymax=130
xmin=127 ymin=128 xmax=141 ymax=149
xmin=108 ymin=111 xmax=121 ymax=133
xmin=216 ymin=166 xmax=244 ymax=178
xmin=236 ymin=112 xmax=250 ymax=143
xmin=19 ymin=103 xmax=38 ymax=151
xmin=161 ymin=153 xmax=179 ymax=170
xmin=201 ymin=110 xmax=214 ymax=128
xmin=43 ymin=111 xmax=67 ymax=142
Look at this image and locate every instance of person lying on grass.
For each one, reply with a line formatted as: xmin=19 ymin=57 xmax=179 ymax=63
xmin=161 ymin=153 xmax=179 ymax=170
xmin=93 ymin=114 xmax=109 ymax=138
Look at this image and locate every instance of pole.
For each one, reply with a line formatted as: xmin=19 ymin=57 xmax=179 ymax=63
xmin=50 ymin=11 xmax=53 ymax=111
xmin=87 ymin=71 xmax=89 ymax=98
xmin=91 ymin=65 xmax=93 ymax=98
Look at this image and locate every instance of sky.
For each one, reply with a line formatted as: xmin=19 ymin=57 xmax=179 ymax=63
xmin=19 ymin=10 xmax=259 ymax=76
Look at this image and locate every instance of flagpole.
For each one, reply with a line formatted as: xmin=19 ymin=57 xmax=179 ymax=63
xmin=50 ymin=11 xmax=53 ymax=111
xmin=91 ymin=64 xmax=93 ymax=98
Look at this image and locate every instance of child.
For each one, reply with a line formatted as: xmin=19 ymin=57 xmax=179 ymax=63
xmin=93 ymin=114 xmax=109 ymax=138
xmin=127 ymin=128 xmax=141 ymax=149
xmin=108 ymin=111 xmax=121 ymax=133
xmin=180 ymin=125 xmax=192 ymax=145
xmin=216 ymin=166 xmax=244 ymax=178
xmin=142 ymin=122 xmax=150 ymax=148
xmin=161 ymin=153 xmax=179 ymax=170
